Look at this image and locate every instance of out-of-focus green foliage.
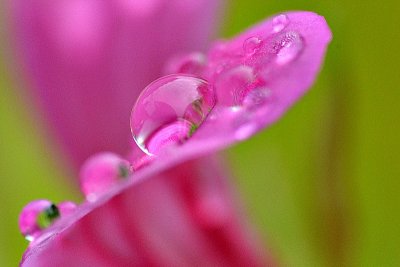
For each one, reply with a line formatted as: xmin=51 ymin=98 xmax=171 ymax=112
xmin=225 ymin=1 xmax=400 ymax=266
xmin=0 ymin=1 xmax=399 ymax=266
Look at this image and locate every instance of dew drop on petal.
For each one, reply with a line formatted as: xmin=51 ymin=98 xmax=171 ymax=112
xmin=215 ymin=65 xmax=256 ymax=108
xmin=243 ymin=36 xmax=262 ymax=56
xmin=80 ymin=152 xmax=132 ymax=201
xmin=131 ymin=74 xmax=216 ymax=155
xmin=18 ymin=200 xmax=59 ymax=241
xmin=243 ymin=87 xmax=272 ymax=111
xmin=272 ymin=14 xmax=289 ymax=33
xmin=165 ymin=52 xmax=206 ymax=76
xmin=275 ymin=31 xmax=304 ymax=65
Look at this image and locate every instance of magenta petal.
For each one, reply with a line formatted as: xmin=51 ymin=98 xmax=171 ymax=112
xmin=21 ymin=157 xmax=271 ymax=266
xmin=8 ymin=0 xmax=223 ymax=170
xmin=131 ymin=11 xmax=331 ymax=163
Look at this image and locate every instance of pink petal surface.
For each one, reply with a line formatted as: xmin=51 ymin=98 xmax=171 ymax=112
xmin=138 ymin=11 xmax=332 ymax=164
xmin=21 ymin=157 xmax=271 ymax=267
xmin=8 ymin=0 xmax=223 ymax=170
xmin=19 ymin=11 xmax=331 ymax=267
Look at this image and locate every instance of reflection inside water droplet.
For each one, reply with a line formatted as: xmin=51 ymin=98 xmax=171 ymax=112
xmin=36 ymin=204 xmax=60 ymax=229
xmin=131 ymin=74 xmax=216 ymax=155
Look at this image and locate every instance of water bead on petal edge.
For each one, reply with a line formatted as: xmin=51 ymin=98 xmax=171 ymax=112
xmin=131 ymin=74 xmax=216 ymax=156
xmin=243 ymin=37 xmax=262 ymax=56
xmin=19 ymin=200 xmax=77 ymax=242
xmin=272 ymin=14 xmax=289 ymax=33
xmin=80 ymin=152 xmax=132 ymax=202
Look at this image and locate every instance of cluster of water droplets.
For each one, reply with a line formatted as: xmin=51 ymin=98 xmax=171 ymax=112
xmin=18 ymin=152 xmax=132 ymax=243
xmin=128 ymin=14 xmax=304 ymax=154
xmin=19 ymin=14 xmax=305 ymax=243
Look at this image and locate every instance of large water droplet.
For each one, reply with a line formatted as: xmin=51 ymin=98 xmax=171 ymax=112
xmin=272 ymin=14 xmax=289 ymax=33
xmin=80 ymin=152 xmax=132 ymax=202
xmin=131 ymin=74 xmax=216 ymax=155
xmin=18 ymin=200 xmax=76 ymax=241
xmin=275 ymin=31 xmax=304 ymax=65
xmin=243 ymin=36 xmax=262 ymax=55
xmin=215 ymin=66 xmax=256 ymax=107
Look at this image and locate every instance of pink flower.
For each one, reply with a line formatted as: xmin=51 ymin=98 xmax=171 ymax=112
xmin=10 ymin=2 xmax=331 ymax=266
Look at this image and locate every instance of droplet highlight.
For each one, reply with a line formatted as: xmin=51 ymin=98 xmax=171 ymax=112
xmin=80 ymin=152 xmax=132 ymax=201
xmin=131 ymin=74 xmax=216 ymax=155
xmin=272 ymin=14 xmax=289 ymax=33
xmin=275 ymin=31 xmax=304 ymax=65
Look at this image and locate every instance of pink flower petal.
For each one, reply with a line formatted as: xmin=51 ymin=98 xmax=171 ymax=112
xmin=21 ymin=157 xmax=271 ymax=266
xmin=7 ymin=0 xmax=223 ymax=170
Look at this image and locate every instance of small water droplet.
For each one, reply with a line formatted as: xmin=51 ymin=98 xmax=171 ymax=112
xmin=272 ymin=14 xmax=289 ymax=33
xmin=18 ymin=200 xmax=73 ymax=241
xmin=165 ymin=52 xmax=206 ymax=76
xmin=215 ymin=65 xmax=256 ymax=107
xmin=80 ymin=153 xmax=132 ymax=201
xmin=243 ymin=36 xmax=262 ymax=55
xmin=243 ymin=87 xmax=272 ymax=111
xmin=131 ymin=74 xmax=216 ymax=155
xmin=275 ymin=31 xmax=304 ymax=65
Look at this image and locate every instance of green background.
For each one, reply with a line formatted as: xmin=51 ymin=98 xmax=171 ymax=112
xmin=1 ymin=0 xmax=399 ymax=266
